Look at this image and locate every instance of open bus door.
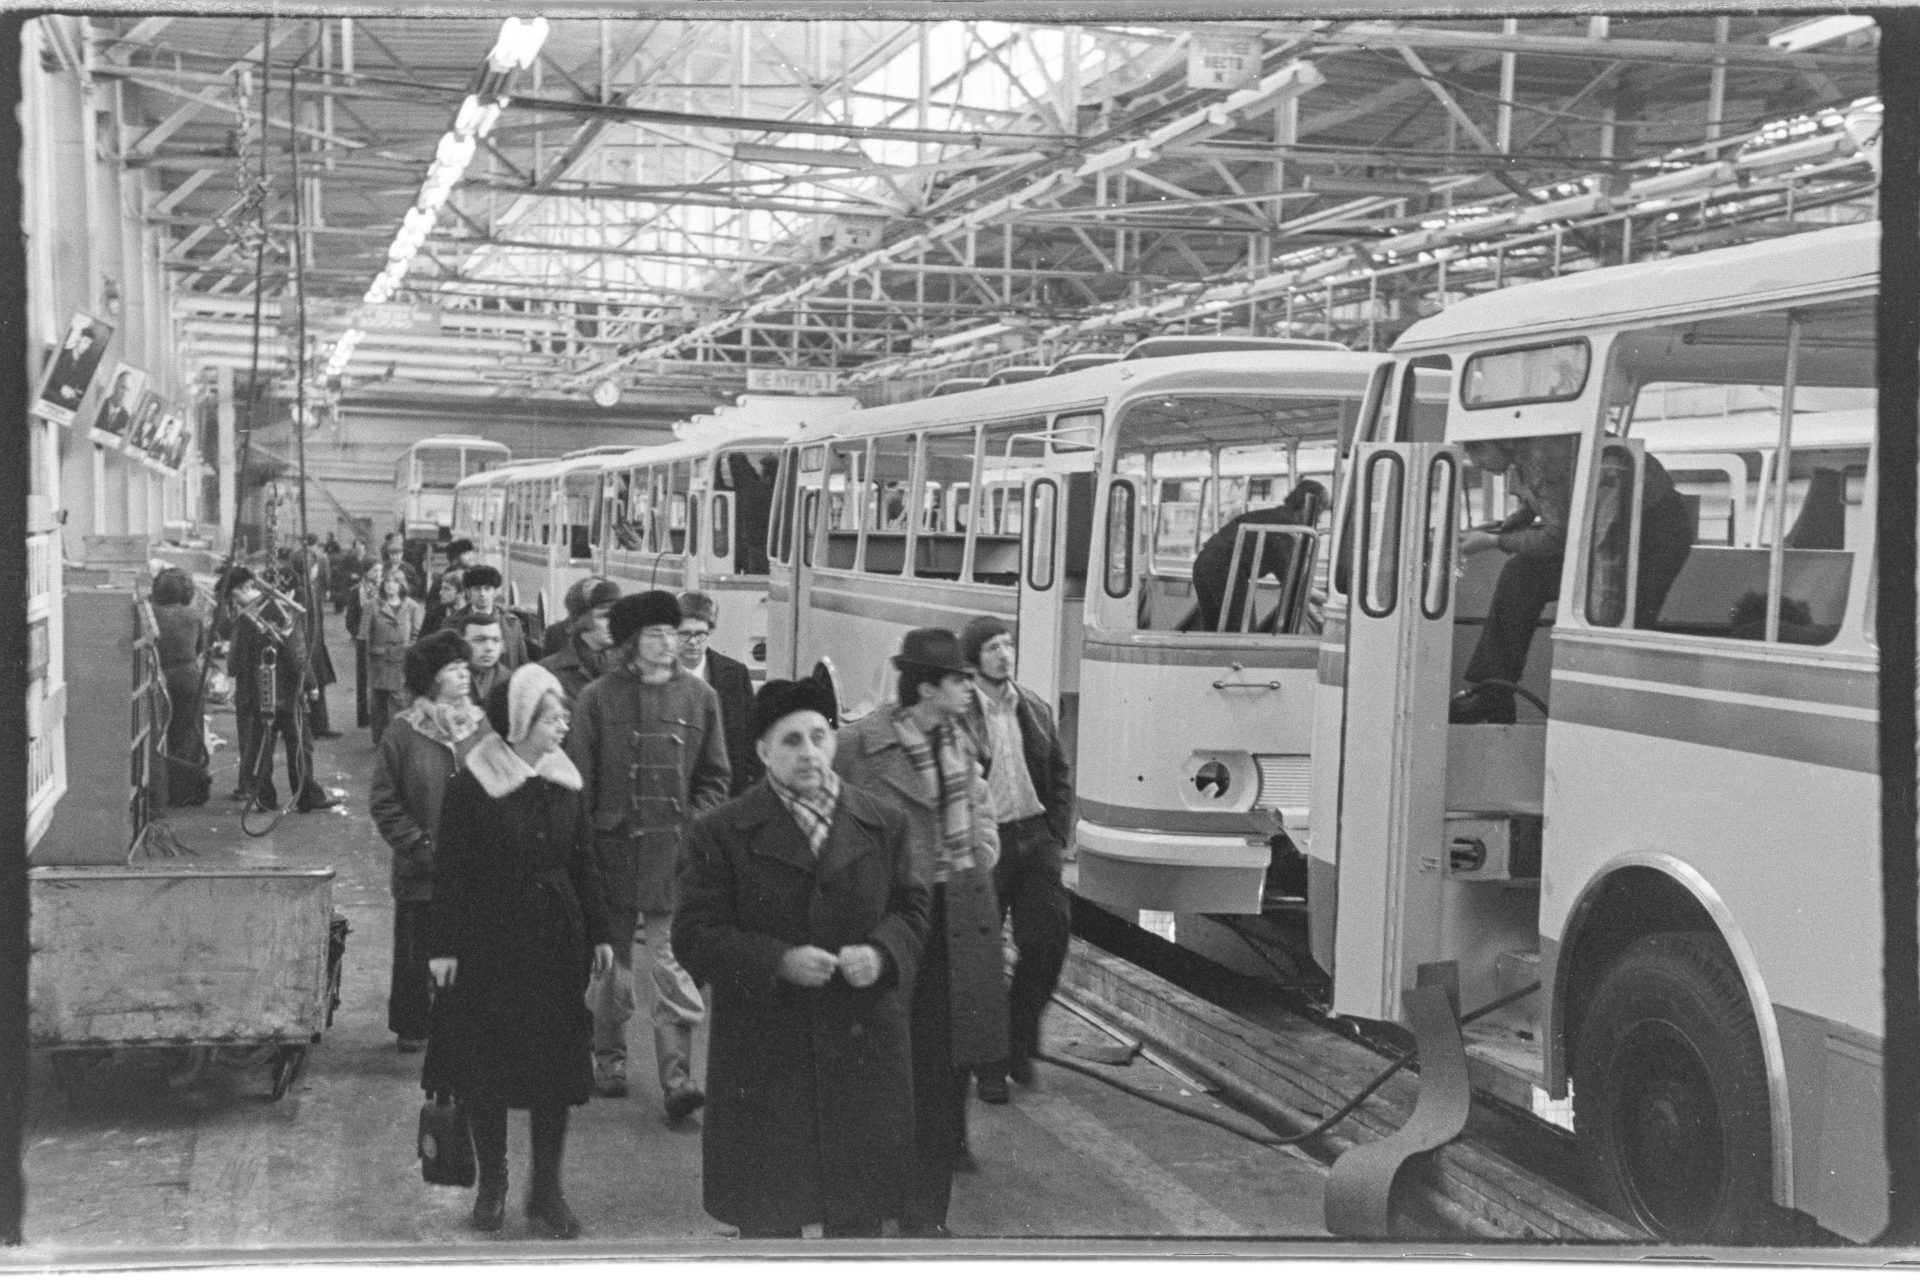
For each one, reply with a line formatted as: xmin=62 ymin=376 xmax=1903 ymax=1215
xmin=1016 ymin=464 xmax=1096 ymax=720
xmin=1329 ymin=442 xmax=1460 ymax=1023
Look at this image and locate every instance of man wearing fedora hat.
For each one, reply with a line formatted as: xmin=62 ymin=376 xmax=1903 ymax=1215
xmin=674 ymin=677 xmax=927 ymax=1238
xmin=567 ymin=589 xmax=731 ymax=1122
xmin=832 ymin=627 xmax=1008 ymax=1238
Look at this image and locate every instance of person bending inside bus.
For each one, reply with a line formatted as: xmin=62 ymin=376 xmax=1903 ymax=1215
xmin=460 ymin=565 xmax=536 ymax=668
xmin=1188 ymin=479 xmax=1329 ymax=632
xmin=1451 ymin=436 xmax=1692 ymax=724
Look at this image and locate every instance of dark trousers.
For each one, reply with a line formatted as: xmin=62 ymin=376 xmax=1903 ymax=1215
xmin=388 ymin=901 xmax=434 ymax=1041
xmin=355 ymin=641 xmax=370 ymax=728
xmin=470 ymin=1102 xmax=569 ymax=1195
xmin=992 ymin=816 xmax=1070 ymax=1065
xmin=309 ymin=685 xmax=332 ymax=736
xmin=1463 ymin=493 xmax=1693 ymax=688
xmin=239 ymin=701 xmax=323 ymax=807
xmin=906 ymin=886 xmax=971 ymax=1233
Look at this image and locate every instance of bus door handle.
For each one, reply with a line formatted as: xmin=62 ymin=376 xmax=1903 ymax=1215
xmin=1212 ymin=662 xmax=1281 ymax=692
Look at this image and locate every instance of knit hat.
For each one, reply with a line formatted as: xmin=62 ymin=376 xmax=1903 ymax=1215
xmin=610 ymin=590 xmax=681 ymax=647
xmin=959 ymin=615 xmax=1012 ymax=667
xmin=752 ymin=677 xmax=838 ymax=741
xmin=403 ymin=629 xmax=473 ymax=699
xmin=507 ymin=663 xmax=567 ymax=744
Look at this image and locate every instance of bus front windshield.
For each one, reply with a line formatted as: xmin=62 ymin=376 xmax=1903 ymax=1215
xmin=1106 ymin=393 xmax=1360 ymax=636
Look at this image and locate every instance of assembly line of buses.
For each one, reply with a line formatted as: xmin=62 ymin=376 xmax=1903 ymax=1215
xmin=423 ymin=222 xmax=1884 ymax=1245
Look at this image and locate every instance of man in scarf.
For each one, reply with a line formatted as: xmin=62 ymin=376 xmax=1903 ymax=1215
xmin=833 ymin=628 xmax=1008 ymax=1237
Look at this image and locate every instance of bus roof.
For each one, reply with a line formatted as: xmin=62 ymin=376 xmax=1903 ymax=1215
xmin=401 ymin=434 xmax=511 ymax=455
xmin=597 ymin=430 xmax=791 ymax=475
xmin=672 ymin=394 xmax=860 ymax=440
xmin=789 ymin=348 xmax=1388 ymax=446
xmin=1394 ymin=222 xmax=1878 ymax=352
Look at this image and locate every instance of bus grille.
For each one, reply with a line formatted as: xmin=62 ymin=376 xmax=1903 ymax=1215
xmin=1254 ymin=755 xmax=1312 ymax=811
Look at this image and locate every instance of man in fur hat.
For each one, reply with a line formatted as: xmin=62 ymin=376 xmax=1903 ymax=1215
xmin=541 ymin=577 xmax=622 ymax=701
xmin=458 ymin=564 xmax=536 ymax=669
xmin=566 ymin=589 xmax=731 ymax=1121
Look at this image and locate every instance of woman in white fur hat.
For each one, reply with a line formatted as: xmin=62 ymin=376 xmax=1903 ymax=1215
xmin=422 ymin=664 xmax=616 ymax=1240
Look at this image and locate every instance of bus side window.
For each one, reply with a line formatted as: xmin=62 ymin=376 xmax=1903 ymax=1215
xmin=688 ymin=493 xmax=701 ymax=558
xmin=800 ymin=489 xmax=820 ymax=568
xmin=914 ymin=428 xmax=973 ymax=580
xmin=1397 ymin=356 xmax=1452 ymax=443
xmin=824 ymin=446 xmax=859 ymax=570
xmin=711 ymin=492 xmax=730 ymax=563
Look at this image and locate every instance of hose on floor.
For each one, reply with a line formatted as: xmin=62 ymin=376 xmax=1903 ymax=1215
xmin=1039 ymin=980 xmax=1542 ymax=1151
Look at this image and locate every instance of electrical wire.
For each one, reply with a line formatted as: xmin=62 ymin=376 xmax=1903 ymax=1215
xmin=1042 ymin=980 xmax=1542 ymax=1151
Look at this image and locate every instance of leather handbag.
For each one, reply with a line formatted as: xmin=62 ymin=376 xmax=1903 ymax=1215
xmin=417 ymin=1091 xmax=475 ymax=1187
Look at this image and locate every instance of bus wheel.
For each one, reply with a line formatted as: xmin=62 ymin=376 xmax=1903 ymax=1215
xmin=1573 ymin=931 xmax=1776 ymax=1243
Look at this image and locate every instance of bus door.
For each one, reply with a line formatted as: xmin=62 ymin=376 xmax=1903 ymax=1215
xmin=1018 ymin=460 xmax=1096 ymax=713
xmin=765 ymin=445 xmax=806 ymax=680
xmin=1329 ymin=442 xmax=1459 ymax=1023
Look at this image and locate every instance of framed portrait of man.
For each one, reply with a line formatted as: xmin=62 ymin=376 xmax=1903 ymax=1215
xmin=124 ymin=391 xmax=163 ymax=455
xmin=149 ymin=410 xmax=184 ymax=469
xmin=32 ymin=312 xmax=113 ymax=427
xmin=87 ymin=362 xmax=146 ymax=446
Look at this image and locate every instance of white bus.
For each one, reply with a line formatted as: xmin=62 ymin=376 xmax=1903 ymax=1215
xmin=1302 ymin=221 xmax=1880 ymax=1242
xmin=393 ymin=434 xmax=511 ymax=542
xmin=452 ymin=452 xmax=605 ymax=628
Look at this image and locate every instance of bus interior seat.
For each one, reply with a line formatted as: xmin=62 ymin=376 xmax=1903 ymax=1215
xmin=1785 ymin=468 xmax=1847 ymax=550
xmin=1652 ymin=545 xmax=1853 ymax=641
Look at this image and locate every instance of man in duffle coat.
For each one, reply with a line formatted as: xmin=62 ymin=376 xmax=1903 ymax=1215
xmin=674 ymin=677 xmax=928 ymax=1238
xmin=833 ymin=627 xmax=1009 ymax=1238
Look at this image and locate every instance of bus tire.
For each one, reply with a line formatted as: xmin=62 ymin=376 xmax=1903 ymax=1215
xmin=1572 ymin=930 xmax=1778 ymax=1244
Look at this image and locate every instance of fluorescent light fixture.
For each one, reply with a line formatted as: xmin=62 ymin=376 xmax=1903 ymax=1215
xmin=455 ymin=94 xmax=504 ymax=139
xmin=1768 ymin=14 xmax=1873 ymax=51
xmin=488 ymin=17 xmax=550 ymax=73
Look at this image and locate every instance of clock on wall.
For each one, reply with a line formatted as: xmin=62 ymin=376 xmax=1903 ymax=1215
xmin=591 ymin=379 xmax=621 ymax=408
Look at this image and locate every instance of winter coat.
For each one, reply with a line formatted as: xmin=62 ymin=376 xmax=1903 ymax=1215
xmin=833 ymin=709 xmax=1009 ymax=1069
xmin=674 ymin=779 xmax=927 ymax=1230
xmin=368 ymin=698 xmax=488 ymax=901
xmin=360 ymin=596 xmax=424 ymax=693
xmin=566 ymin=665 xmax=730 ymax=919
xmin=540 ymin=635 xmax=613 ymax=702
xmin=421 ymin=756 xmax=614 ymax=1109
xmin=699 ymin=648 xmax=762 ymax=797
xmin=961 ymin=680 xmax=1075 ymax=847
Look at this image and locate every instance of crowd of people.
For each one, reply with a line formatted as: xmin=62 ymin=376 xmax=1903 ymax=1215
xmin=146 ymin=533 xmax=1078 ymax=1241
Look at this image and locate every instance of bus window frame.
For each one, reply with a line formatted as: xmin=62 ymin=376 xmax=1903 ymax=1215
xmin=1104 ymin=478 xmax=1136 ymax=600
xmin=1358 ymin=450 xmax=1405 ymax=620
xmin=1460 ymin=338 xmax=1592 ymax=411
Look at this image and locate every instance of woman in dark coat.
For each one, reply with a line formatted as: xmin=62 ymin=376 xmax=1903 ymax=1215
xmin=150 ymin=567 xmax=211 ymax=806
xmin=675 ymin=678 xmax=929 ymax=1238
xmin=425 ymin=664 xmax=615 ymax=1240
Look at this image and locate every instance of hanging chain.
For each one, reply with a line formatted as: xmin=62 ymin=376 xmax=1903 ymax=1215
xmin=219 ymin=66 xmax=270 ymax=255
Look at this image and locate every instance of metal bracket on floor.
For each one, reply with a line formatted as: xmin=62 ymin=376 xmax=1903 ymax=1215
xmin=1323 ymin=962 xmax=1472 ymax=1239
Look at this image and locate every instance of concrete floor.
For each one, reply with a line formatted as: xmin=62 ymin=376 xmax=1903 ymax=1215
xmin=17 ymin=613 xmax=1331 ymax=1262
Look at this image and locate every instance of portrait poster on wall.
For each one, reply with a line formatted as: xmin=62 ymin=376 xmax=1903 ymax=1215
xmin=124 ymin=390 xmax=163 ymax=456
xmin=150 ymin=410 xmax=185 ymax=471
xmin=31 ymin=312 xmax=114 ymax=427
xmin=87 ymin=362 xmax=146 ymax=447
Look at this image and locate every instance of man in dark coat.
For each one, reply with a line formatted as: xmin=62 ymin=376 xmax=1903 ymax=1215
xmin=567 ymin=590 xmax=730 ymax=1120
xmin=676 ymin=678 xmax=928 ymax=1238
xmin=833 ymin=628 xmax=1007 ymax=1238
xmin=541 ymin=577 xmax=621 ymax=701
xmin=958 ymin=616 xmax=1074 ymax=1104
xmin=676 ymin=591 xmax=760 ymax=796
xmin=1188 ymin=480 xmax=1329 ymax=632
xmin=461 ymin=564 xmax=538 ymax=667
xmin=291 ymin=535 xmax=341 ymax=738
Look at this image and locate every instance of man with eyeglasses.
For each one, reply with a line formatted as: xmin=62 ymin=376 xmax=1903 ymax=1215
xmin=566 ymin=590 xmax=730 ymax=1122
xmin=677 ymin=592 xmax=760 ymax=797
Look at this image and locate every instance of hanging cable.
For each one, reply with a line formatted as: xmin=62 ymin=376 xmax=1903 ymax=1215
xmin=289 ymin=54 xmax=310 ymax=544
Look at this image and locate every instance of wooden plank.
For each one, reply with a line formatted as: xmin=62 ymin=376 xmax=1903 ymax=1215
xmin=1060 ymin=939 xmax=1643 ymax=1242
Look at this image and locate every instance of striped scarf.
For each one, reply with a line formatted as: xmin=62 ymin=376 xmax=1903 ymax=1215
xmin=769 ymin=770 xmax=841 ymax=859
xmin=892 ymin=710 xmax=975 ymax=880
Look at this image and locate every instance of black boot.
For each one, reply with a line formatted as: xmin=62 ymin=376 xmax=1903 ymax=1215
xmin=469 ymin=1105 xmax=507 ymax=1232
xmin=526 ymin=1107 xmax=581 ymax=1240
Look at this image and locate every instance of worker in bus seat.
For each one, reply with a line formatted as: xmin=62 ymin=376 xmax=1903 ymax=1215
xmin=958 ymin=616 xmax=1073 ymax=1107
xmin=460 ymin=564 xmax=537 ymax=668
xmin=567 ymin=590 xmax=730 ymax=1122
xmin=678 ymin=592 xmax=761 ymax=796
xmin=832 ymin=628 xmax=1008 ymax=1238
xmin=541 ymin=578 xmax=623 ymax=701
xmin=1451 ymin=436 xmax=1692 ymax=724
xmin=1187 ymin=480 xmax=1329 ymax=632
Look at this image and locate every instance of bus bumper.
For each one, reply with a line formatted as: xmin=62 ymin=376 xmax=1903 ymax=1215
xmin=1074 ymin=819 xmax=1269 ymax=915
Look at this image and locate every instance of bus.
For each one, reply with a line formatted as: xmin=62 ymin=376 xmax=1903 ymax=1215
xmin=1301 ymin=221 xmax=1879 ymax=1242
xmin=453 ymin=453 xmax=606 ymax=628
xmin=393 ymin=434 xmax=511 ymax=542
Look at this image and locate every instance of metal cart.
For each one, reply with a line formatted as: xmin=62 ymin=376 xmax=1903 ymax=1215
xmin=29 ymin=866 xmax=346 ymax=1101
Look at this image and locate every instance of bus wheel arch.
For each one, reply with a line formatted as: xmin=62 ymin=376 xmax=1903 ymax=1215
xmin=1558 ymin=862 xmax=1786 ymax=1242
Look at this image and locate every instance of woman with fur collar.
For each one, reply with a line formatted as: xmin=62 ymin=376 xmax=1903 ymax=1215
xmin=423 ymin=665 xmax=615 ymax=1240
xmin=369 ymin=630 xmax=491 ymax=1053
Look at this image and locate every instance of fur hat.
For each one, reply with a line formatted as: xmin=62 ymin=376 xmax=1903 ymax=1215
xmin=959 ymin=615 xmax=1012 ymax=667
xmin=891 ymin=627 xmax=973 ymax=676
xmin=567 ymin=577 xmax=622 ymax=630
xmin=610 ymin=590 xmax=681 ymax=647
xmin=403 ymin=629 xmax=473 ymax=699
xmin=445 ymin=538 xmax=475 ymax=561
xmin=752 ymin=677 xmax=838 ymax=741
xmin=462 ymin=563 xmax=503 ymax=590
